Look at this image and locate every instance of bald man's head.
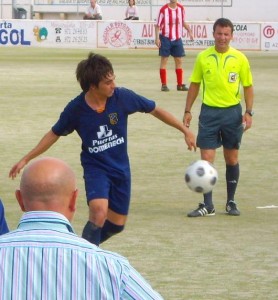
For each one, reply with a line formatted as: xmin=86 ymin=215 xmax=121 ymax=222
xmin=16 ymin=157 xmax=78 ymax=220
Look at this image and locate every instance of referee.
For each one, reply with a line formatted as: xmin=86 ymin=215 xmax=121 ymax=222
xmin=183 ymin=18 xmax=254 ymax=217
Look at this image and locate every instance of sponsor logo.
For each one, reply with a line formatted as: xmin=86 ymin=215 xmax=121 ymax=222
xmin=233 ymin=24 xmax=247 ymax=31
xmin=103 ymin=22 xmax=132 ymax=47
xmin=33 ymin=26 xmax=48 ymax=42
xmin=97 ymin=125 xmax=112 ymax=139
xmin=0 ymin=21 xmax=31 ymax=45
xmin=263 ymin=25 xmax=275 ymax=38
xmin=88 ymin=125 xmax=125 ymax=153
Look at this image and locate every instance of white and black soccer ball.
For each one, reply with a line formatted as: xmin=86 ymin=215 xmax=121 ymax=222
xmin=185 ymin=160 xmax=218 ymax=193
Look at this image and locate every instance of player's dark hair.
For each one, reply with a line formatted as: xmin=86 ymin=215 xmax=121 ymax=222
xmin=213 ymin=18 xmax=234 ymax=33
xmin=76 ymin=52 xmax=114 ymax=92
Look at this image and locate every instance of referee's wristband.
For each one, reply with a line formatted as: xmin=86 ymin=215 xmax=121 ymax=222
xmin=184 ymin=111 xmax=191 ymax=114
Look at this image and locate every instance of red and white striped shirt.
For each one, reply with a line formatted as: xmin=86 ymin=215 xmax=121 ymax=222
xmin=156 ymin=3 xmax=186 ymax=41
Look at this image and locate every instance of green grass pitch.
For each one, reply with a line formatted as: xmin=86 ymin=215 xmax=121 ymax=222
xmin=0 ymin=47 xmax=278 ymax=299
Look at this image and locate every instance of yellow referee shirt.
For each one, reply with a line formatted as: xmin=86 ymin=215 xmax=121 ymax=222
xmin=190 ymin=46 xmax=253 ymax=107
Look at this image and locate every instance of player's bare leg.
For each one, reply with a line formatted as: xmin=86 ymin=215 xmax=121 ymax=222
xmin=82 ymin=198 xmax=108 ymax=245
xmin=160 ymin=56 xmax=168 ymax=69
xmin=82 ymin=199 xmax=127 ymax=245
xmin=223 ymin=148 xmax=238 ymax=165
xmin=200 ymin=148 xmax=216 ymax=163
xmin=173 ymin=56 xmax=183 ymax=69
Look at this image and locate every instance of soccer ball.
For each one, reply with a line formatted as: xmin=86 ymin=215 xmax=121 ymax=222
xmin=185 ymin=160 xmax=218 ymax=193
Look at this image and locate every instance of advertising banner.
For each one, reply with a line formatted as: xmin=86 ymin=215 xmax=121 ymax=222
xmin=179 ymin=0 xmax=232 ymax=6
xmin=261 ymin=23 xmax=278 ymax=51
xmin=231 ymin=23 xmax=260 ymax=50
xmin=0 ymin=19 xmax=267 ymax=51
xmin=98 ymin=21 xmax=216 ymax=49
xmin=46 ymin=0 xmax=232 ymax=6
xmin=0 ymin=19 xmax=97 ymax=48
xmin=98 ymin=21 xmax=155 ymax=48
xmin=97 ymin=21 xmax=260 ymax=51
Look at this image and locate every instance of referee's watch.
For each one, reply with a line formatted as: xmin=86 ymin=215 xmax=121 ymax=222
xmin=245 ymin=109 xmax=254 ymax=116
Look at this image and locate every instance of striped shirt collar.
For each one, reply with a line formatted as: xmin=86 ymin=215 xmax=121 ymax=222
xmin=18 ymin=211 xmax=75 ymax=233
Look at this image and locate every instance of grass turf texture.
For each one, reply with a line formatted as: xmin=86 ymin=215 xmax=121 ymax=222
xmin=0 ymin=47 xmax=278 ymax=299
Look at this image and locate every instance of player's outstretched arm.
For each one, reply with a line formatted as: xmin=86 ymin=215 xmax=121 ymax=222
xmin=182 ymin=128 xmax=196 ymax=152
xmin=150 ymin=107 xmax=196 ymax=151
xmin=9 ymin=130 xmax=60 ymax=179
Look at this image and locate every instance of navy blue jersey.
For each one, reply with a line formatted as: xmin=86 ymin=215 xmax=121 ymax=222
xmin=52 ymin=87 xmax=156 ymax=177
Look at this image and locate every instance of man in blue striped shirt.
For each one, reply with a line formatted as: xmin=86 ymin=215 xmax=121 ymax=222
xmin=0 ymin=157 xmax=163 ymax=300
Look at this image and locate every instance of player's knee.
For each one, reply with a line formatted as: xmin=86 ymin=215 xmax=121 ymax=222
xmin=89 ymin=204 xmax=108 ymax=226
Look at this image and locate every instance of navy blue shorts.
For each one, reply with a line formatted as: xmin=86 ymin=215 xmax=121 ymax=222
xmin=159 ymin=35 xmax=185 ymax=57
xmin=197 ymin=104 xmax=244 ymax=150
xmin=83 ymin=169 xmax=131 ymax=215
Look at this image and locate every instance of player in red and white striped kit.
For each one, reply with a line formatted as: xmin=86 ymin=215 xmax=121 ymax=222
xmin=155 ymin=0 xmax=193 ymax=92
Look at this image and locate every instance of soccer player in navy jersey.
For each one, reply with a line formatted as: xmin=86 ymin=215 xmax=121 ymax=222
xmin=9 ymin=52 xmax=196 ymax=246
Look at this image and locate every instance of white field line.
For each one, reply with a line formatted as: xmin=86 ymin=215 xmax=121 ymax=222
xmin=256 ymin=205 xmax=278 ymax=209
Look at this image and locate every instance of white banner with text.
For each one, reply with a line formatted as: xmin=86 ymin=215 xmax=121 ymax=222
xmin=0 ymin=19 xmax=276 ymax=51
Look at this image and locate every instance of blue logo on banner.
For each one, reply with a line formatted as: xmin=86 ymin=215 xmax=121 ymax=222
xmin=0 ymin=21 xmax=31 ymax=45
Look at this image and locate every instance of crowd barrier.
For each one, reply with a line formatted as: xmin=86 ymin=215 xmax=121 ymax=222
xmin=1 ymin=19 xmax=278 ymax=51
